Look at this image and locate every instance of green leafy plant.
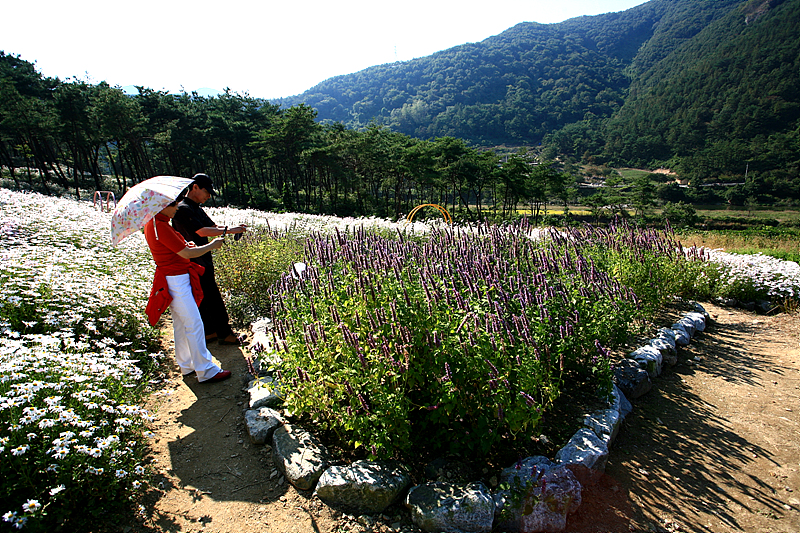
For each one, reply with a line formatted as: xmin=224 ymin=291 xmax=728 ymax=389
xmin=214 ymin=225 xmax=305 ymax=325
xmin=260 ymin=220 xmax=699 ymax=461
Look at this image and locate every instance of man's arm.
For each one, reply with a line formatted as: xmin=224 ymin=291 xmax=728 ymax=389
xmin=195 ymin=225 xmax=247 ymax=237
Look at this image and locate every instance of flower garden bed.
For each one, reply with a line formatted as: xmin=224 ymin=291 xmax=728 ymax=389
xmin=2 ymin=188 xmax=799 ymax=531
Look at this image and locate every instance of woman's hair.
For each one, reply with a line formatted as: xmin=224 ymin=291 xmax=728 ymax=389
xmin=167 ymin=189 xmax=188 ymax=207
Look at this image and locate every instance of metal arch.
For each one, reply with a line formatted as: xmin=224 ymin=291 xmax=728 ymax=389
xmin=405 ymin=204 xmax=453 ymax=225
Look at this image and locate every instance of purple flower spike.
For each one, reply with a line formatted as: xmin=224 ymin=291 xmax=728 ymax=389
xmin=358 ymin=393 xmax=371 ymax=414
xmin=485 ymin=359 xmax=499 ymax=378
xmin=594 ymin=339 xmax=612 ymax=360
xmin=520 ymin=391 xmax=536 ymax=407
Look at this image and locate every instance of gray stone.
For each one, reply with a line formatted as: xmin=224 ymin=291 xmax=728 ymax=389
xmin=629 ymin=345 xmax=662 ymax=377
xmin=555 ymin=428 xmax=609 ymax=472
xmin=244 ymin=407 xmax=283 ymax=445
xmin=672 ymin=323 xmax=691 ymax=346
xmin=613 ymin=358 xmax=652 ymax=399
xmin=676 ymin=316 xmax=697 ymax=337
xmin=648 ymin=336 xmax=674 ymax=354
xmin=498 ymin=456 xmax=556 ymax=490
xmin=648 ymin=337 xmax=677 ymax=366
xmin=684 ymin=312 xmax=706 ymax=333
xmin=610 ymin=384 xmax=632 ymax=420
xmin=757 ymin=300 xmax=774 ymax=314
xmin=657 ymin=326 xmax=677 ymax=344
xmin=691 ymin=301 xmax=710 ymax=321
xmin=315 ymin=460 xmax=411 ymax=514
xmin=405 ymin=481 xmax=495 ymax=533
xmin=247 ymin=377 xmax=284 ymax=409
xmin=272 ymin=423 xmax=329 ymax=490
xmin=583 ymin=408 xmax=620 ymax=446
xmin=715 ymin=296 xmax=738 ymax=307
xmin=494 ymin=464 xmax=582 ymax=533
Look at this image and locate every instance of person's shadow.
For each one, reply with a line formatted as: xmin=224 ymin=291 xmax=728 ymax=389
xmin=143 ymin=337 xmax=325 ymax=533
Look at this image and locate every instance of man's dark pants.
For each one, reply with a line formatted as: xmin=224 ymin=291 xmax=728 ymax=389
xmin=198 ymin=260 xmax=234 ymax=339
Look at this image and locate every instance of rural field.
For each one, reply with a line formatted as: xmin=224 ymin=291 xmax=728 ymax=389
xmin=1 ymin=188 xmax=799 ymax=533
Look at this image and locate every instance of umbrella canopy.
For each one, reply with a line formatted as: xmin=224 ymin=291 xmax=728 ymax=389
xmin=110 ymin=176 xmax=194 ymax=246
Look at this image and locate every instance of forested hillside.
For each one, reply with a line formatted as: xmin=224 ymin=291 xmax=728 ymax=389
xmin=282 ymin=0 xmax=799 ymax=190
xmin=603 ymin=0 xmax=800 ymax=188
xmin=279 ymin=0 xmax=741 ymax=142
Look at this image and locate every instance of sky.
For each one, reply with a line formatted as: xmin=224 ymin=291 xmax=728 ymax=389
xmin=4 ymin=0 xmax=648 ymax=101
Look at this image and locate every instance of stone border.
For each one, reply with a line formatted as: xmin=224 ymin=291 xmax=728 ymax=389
xmin=241 ymin=302 xmax=710 ymax=532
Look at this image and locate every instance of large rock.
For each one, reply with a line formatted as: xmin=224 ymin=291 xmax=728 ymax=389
xmin=496 ymin=457 xmax=556 ymax=500
xmin=691 ymin=302 xmax=711 ymax=321
xmin=715 ymin=296 xmax=739 ymax=307
xmin=583 ymin=408 xmax=620 ymax=447
xmin=629 ymin=345 xmax=663 ymax=377
xmin=555 ymin=428 xmax=609 ymax=472
xmin=610 ymin=384 xmax=632 ymax=420
xmin=757 ymin=300 xmax=773 ymax=314
xmin=244 ymin=407 xmax=283 ymax=445
xmin=672 ymin=322 xmax=692 ymax=346
xmin=494 ymin=462 xmax=582 ymax=533
xmin=649 ymin=327 xmax=678 ymax=366
xmin=613 ymin=358 xmax=652 ymax=399
xmin=676 ymin=316 xmax=698 ymax=337
xmin=315 ymin=460 xmax=411 ymax=514
xmin=247 ymin=377 xmax=284 ymax=409
xmin=406 ymin=481 xmax=495 ymax=533
xmin=684 ymin=312 xmax=706 ymax=332
xmin=272 ymin=423 xmax=329 ymax=490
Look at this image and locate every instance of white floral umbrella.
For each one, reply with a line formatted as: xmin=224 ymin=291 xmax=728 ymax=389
xmin=110 ymin=176 xmax=194 ymax=245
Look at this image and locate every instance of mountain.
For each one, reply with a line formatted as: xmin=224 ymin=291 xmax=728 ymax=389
xmin=279 ymin=0 xmax=800 ymax=179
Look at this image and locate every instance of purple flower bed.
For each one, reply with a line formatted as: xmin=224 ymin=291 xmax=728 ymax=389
xmin=263 ymin=220 xmax=696 ymax=460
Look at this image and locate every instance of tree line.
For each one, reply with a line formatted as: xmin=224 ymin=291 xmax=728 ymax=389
xmin=1 ymin=52 xmax=582 ymax=220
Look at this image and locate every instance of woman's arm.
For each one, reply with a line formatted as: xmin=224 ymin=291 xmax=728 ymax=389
xmin=176 ymin=237 xmax=224 ymax=259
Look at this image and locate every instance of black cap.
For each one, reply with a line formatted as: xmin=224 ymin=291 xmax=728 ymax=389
xmin=191 ymin=173 xmax=216 ymax=196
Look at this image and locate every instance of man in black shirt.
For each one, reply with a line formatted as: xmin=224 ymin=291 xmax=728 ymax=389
xmin=172 ymin=174 xmax=247 ymax=345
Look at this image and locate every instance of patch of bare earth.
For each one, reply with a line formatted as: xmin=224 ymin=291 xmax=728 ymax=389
xmin=127 ymin=304 xmax=799 ymax=533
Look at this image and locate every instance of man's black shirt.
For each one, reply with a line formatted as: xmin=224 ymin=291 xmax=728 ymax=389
xmin=172 ymin=198 xmax=215 ymax=268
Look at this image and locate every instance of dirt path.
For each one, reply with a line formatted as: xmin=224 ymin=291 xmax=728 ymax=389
xmin=132 ymin=304 xmax=800 ymax=533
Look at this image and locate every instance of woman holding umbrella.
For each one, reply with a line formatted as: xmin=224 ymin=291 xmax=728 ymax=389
xmin=112 ymin=176 xmax=231 ymax=383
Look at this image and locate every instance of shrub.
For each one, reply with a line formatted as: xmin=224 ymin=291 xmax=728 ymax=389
xmin=260 ymin=220 xmax=698 ymax=460
xmin=213 ymin=226 xmax=305 ymax=325
xmin=661 ymin=201 xmax=699 ymax=228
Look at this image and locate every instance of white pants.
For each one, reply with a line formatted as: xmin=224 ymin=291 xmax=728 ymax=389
xmin=166 ymin=274 xmax=222 ymax=382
